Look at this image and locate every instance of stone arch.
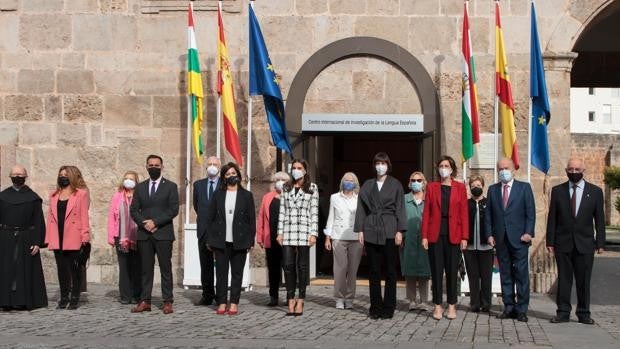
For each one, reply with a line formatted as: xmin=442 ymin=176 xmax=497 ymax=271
xmin=284 ymin=36 xmax=440 ymax=172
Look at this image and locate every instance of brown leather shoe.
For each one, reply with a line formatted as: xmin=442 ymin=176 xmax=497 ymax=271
xmin=131 ymin=301 xmax=151 ymax=313
xmin=162 ymin=302 xmax=173 ymax=314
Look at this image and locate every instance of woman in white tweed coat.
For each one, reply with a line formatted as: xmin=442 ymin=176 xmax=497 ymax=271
xmin=276 ymin=158 xmax=319 ymax=316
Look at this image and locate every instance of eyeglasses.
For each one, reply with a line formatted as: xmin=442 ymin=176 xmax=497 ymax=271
xmin=409 ymin=179 xmax=423 ymax=183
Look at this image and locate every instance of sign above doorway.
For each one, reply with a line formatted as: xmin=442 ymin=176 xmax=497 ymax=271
xmin=301 ymin=113 xmax=424 ymax=133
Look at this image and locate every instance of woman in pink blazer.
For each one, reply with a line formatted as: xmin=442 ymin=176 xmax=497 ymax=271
xmin=107 ymin=170 xmax=141 ymax=305
xmin=45 ymin=165 xmax=90 ymax=310
xmin=256 ymin=171 xmax=290 ymax=306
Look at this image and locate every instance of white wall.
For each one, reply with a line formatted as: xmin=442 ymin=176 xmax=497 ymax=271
xmin=570 ymin=88 xmax=620 ymax=134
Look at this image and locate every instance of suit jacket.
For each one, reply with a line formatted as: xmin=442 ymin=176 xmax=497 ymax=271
xmin=130 ymin=177 xmax=179 ymax=241
xmin=354 ymin=176 xmax=407 ymax=245
xmin=193 ymin=177 xmax=221 ymax=242
xmin=45 ymin=188 xmax=90 ymax=250
xmin=206 ymin=187 xmax=256 ymax=250
xmin=546 ymin=181 xmax=605 ymax=253
xmin=256 ymin=190 xmax=277 ymax=249
xmin=484 ymin=179 xmax=536 ymax=249
xmin=277 ymin=183 xmax=319 ymax=246
xmin=421 ymin=181 xmax=469 ymax=245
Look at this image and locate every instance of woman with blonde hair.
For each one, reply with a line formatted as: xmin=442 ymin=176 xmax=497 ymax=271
xmin=324 ymin=172 xmax=362 ymax=310
xmin=45 ymin=165 xmax=91 ymax=310
xmin=107 ymin=170 xmax=142 ymax=304
xmin=401 ymin=171 xmax=431 ymax=311
xmin=256 ymin=171 xmax=291 ymax=306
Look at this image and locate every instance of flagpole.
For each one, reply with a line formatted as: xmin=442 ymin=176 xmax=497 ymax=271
xmin=246 ymin=0 xmax=255 ymax=190
xmin=185 ymin=2 xmax=193 ymax=226
xmin=493 ymin=0 xmax=499 ymax=183
xmin=216 ymin=1 xmax=223 ymax=159
xmin=527 ymin=101 xmax=533 ymax=183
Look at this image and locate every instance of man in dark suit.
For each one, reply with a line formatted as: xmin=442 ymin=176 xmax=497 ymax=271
xmin=485 ymin=158 xmax=536 ymax=322
xmin=192 ymin=156 xmax=221 ymax=306
xmin=547 ymin=158 xmax=605 ymax=325
xmin=130 ymin=155 xmax=179 ymax=314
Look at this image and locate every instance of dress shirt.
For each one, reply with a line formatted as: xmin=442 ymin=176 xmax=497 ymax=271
xmin=150 ymin=176 xmax=162 ymax=194
xmin=569 ymin=179 xmax=585 ymax=215
xmin=225 ymin=190 xmax=237 ymax=243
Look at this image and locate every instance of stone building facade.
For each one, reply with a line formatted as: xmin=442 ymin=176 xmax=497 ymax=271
xmin=0 ymin=0 xmax=617 ymax=292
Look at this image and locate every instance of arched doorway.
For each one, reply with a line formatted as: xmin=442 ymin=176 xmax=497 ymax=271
xmin=284 ymin=37 xmax=440 ymax=278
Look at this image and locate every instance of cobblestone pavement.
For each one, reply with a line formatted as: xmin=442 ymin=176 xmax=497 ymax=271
xmin=1 ymin=283 xmax=619 ymax=349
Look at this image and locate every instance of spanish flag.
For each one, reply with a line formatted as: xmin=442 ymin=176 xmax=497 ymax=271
xmin=187 ymin=3 xmax=203 ymax=164
xmin=495 ymin=1 xmax=520 ymax=169
xmin=217 ymin=5 xmax=243 ymax=166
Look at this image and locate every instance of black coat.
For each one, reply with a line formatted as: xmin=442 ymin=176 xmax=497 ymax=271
xmin=467 ymin=197 xmax=488 ymax=246
xmin=205 ymin=187 xmax=256 ymax=250
xmin=546 ymin=181 xmax=605 ymax=253
xmin=130 ymin=177 xmax=179 ymax=241
xmin=193 ymin=177 xmax=221 ymax=242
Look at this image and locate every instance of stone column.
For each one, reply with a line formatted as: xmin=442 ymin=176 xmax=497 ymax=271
xmin=529 ymin=52 xmax=578 ymax=293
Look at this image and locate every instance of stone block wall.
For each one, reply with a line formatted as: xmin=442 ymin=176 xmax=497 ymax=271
xmin=0 ymin=0 xmax=612 ymax=290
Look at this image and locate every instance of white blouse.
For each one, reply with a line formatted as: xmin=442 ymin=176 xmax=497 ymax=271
xmin=324 ymin=192 xmax=358 ymax=241
xmin=225 ymin=190 xmax=237 ymax=243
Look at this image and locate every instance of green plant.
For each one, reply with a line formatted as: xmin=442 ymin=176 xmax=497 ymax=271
xmin=604 ymin=166 xmax=620 ymax=214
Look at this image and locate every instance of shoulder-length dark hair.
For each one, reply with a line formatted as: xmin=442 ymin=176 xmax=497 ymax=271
xmin=286 ymin=158 xmax=314 ymax=194
xmin=436 ymin=155 xmax=458 ymax=179
xmin=219 ymin=162 xmax=243 ymax=189
xmin=372 ymin=152 xmax=392 ymax=174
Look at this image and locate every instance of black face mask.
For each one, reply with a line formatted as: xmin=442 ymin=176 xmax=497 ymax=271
xmin=471 ymin=187 xmax=483 ymax=197
xmin=225 ymin=176 xmax=240 ymax=186
xmin=10 ymin=176 xmax=26 ymax=187
xmin=57 ymin=176 xmax=70 ymax=188
xmin=567 ymin=172 xmax=583 ymax=183
xmin=147 ymin=167 xmax=161 ymax=180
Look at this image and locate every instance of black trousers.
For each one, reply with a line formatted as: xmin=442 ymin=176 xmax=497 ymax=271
xmin=265 ymin=244 xmax=283 ymax=299
xmin=463 ymin=249 xmax=493 ymax=309
xmin=213 ymin=243 xmax=247 ymax=305
xmin=138 ymin=237 xmax=173 ymax=303
xmin=198 ymin=238 xmax=215 ymax=300
xmin=365 ymin=239 xmax=398 ymax=315
xmin=555 ymin=248 xmax=594 ymax=318
xmin=116 ymin=244 xmax=142 ymax=302
xmin=54 ymin=250 xmax=81 ymax=301
xmin=428 ymin=235 xmax=460 ymax=305
xmin=282 ymin=245 xmax=310 ymax=299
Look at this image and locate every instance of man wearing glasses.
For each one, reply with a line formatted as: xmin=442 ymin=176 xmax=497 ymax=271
xmin=546 ymin=158 xmax=605 ymax=325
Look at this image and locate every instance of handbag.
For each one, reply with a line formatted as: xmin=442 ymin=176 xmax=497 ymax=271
xmin=77 ymin=242 xmax=91 ymax=267
xmin=458 ymin=253 xmax=467 ymax=281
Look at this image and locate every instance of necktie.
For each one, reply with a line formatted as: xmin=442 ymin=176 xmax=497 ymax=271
xmin=150 ymin=181 xmax=156 ymax=198
xmin=571 ymin=183 xmax=577 ymax=217
xmin=502 ymin=184 xmax=510 ymax=209
xmin=208 ymin=181 xmax=214 ymax=200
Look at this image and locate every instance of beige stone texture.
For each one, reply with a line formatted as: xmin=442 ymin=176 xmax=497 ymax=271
xmin=153 ymin=96 xmax=187 ymax=128
xmin=310 ymin=70 xmax=353 ymax=101
xmin=441 ymin=0 xmax=466 ymax=16
xmin=118 ymin=137 xmax=161 ymax=171
xmin=104 ymin=95 xmax=152 ymax=127
xmin=569 ymin=0 xmax=607 ymax=23
xmin=90 ymin=124 xmax=103 ymax=145
xmin=44 ymin=96 xmax=62 ymax=122
xmin=353 ymin=71 xmax=384 ymax=101
xmin=20 ymin=123 xmax=53 ymax=145
xmin=366 ymin=0 xmax=399 ymax=15
xmin=73 ymin=15 xmax=137 ymax=51
xmin=0 ymin=123 xmax=18 ymax=145
xmin=0 ymin=0 xmax=18 ymax=11
xmin=32 ymin=53 xmax=63 ymax=70
xmin=401 ymin=0 xmax=439 ymax=15
xmin=63 ymin=95 xmax=103 ymax=122
xmin=19 ymin=15 xmax=71 ymax=50
xmin=0 ymin=71 xmax=16 ymax=93
xmin=296 ymin=0 xmax=328 ymax=15
xmin=65 ymin=0 xmax=99 ymax=12
xmin=329 ymin=0 xmax=366 ymax=14
xmin=410 ymin=17 xmax=458 ymax=55
xmin=312 ymin=16 xmax=357 ymax=51
xmin=22 ymin=0 xmax=63 ymax=12
xmin=468 ymin=16 xmax=491 ymax=54
xmin=17 ymin=70 xmax=55 ymax=94
xmin=355 ymin=16 xmax=409 ymax=52
xmin=100 ymin=0 xmax=129 ymax=13
xmin=4 ymin=95 xmax=44 ymax=121
xmin=252 ymin=16 xmax=314 ymax=56
xmin=61 ymin=53 xmax=86 ymax=70
xmin=56 ymin=123 xmax=87 ymax=147
xmin=137 ymin=16 xmax=186 ymax=53
xmin=0 ymin=14 xmax=19 ymax=52
xmin=0 ymin=97 xmax=3 ymax=120
xmin=252 ymin=0 xmax=294 ymax=15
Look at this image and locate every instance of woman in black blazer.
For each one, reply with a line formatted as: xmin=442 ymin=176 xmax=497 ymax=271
xmin=206 ymin=162 xmax=256 ymax=315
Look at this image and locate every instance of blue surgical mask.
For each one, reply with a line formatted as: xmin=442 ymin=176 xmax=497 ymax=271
xmin=342 ymin=181 xmax=356 ymax=192
xmin=499 ymin=169 xmax=513 ymax=184
xmin=410 ymin=181 xmax=423 ymax=193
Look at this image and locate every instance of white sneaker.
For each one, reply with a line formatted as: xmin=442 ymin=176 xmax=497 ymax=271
xmin=408 ymin=301 xmax=419 ymax=311
xmin=335 ymin=299 xmax=345 ymax=309
xmin=344 ymin=299 xmax=353 ymax=309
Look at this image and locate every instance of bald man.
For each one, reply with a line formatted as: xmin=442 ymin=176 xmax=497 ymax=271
xmin=546 ymin=158 xmax=605 ymax=325
xmin=0 ymin=165 xmax=48 ymax=310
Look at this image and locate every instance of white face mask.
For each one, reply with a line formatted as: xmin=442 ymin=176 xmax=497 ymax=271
xmin=274 ymin=180 xmax=285 ymax=192
xmin=438 ymin=168 xmax=452 ymax=179
xmin=123 ymin=179 xmax=136 ymax=189
xmin=291 ymin=169 xmax=305 ymax=181
xmin=499 ymin=169 xmax=513 ymax=184
xmin=206 ymin=165 xmax=219 ymax=177
xmin=375 ymin=164 xmax=387 ymax=176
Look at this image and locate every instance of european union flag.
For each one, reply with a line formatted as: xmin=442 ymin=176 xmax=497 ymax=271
xmin=249 ymin=5 xmax=293 ymax=155
xmin=530 ymin=2 xmax=550 ymax=174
